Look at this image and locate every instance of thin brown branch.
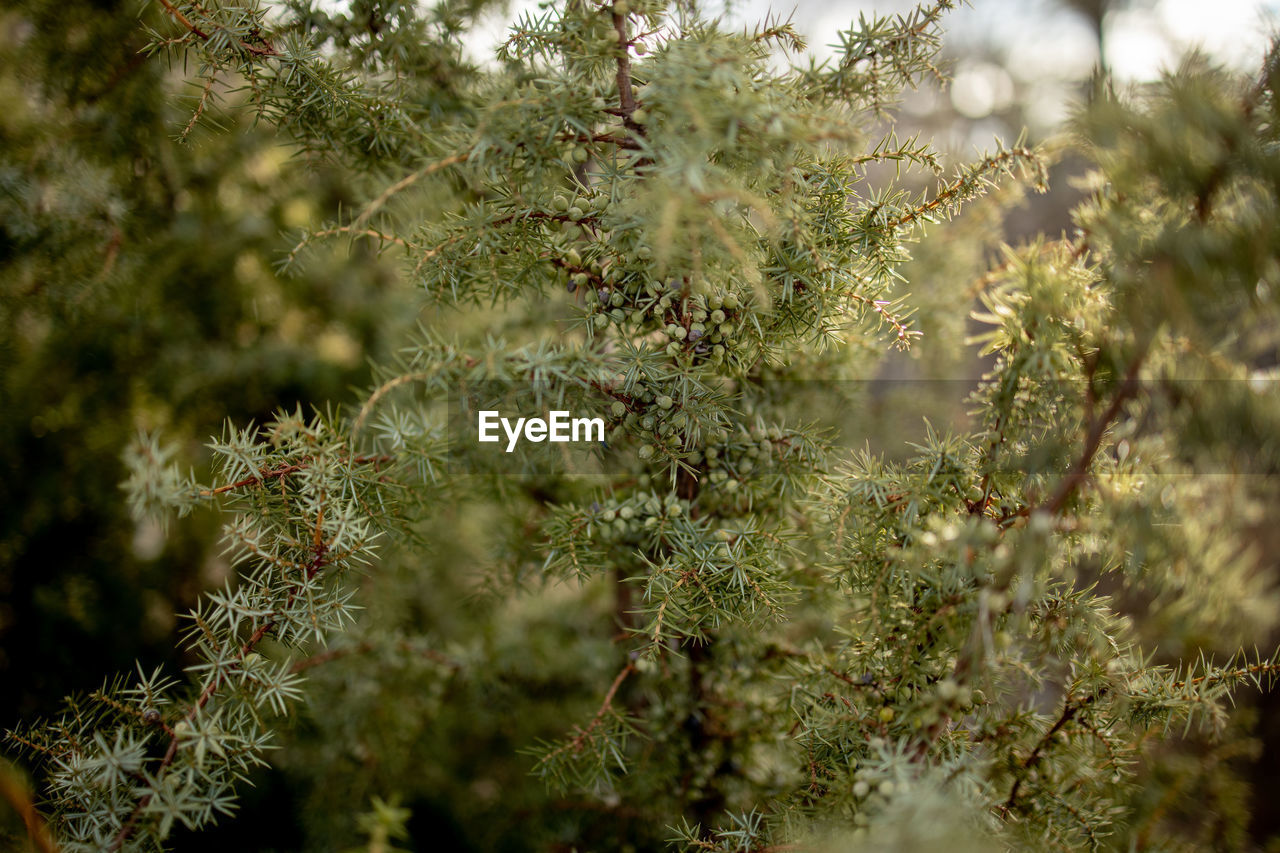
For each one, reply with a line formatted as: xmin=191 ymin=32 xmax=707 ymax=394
xmin=884 ymin=147 xmax=1035 ymax=231
xmin=535 ymin=662 xmax=637 ymax=769
xmin=351 ymin=154 xmax=469 ymax=230
xmin=1000 ymin=689 xmax=1105 ymax=815
xmin=155 ymin=0 xmax=279 ymax=57
xmin=0 ymin=761 xmax=58 ymax=853
xmin=198 ymin=464 xmax=303 ymax=496
xmin=180 ymin=75 xmax=216 ymax=141
xmin=1041 ymin=348 xmax=1146 ymax=516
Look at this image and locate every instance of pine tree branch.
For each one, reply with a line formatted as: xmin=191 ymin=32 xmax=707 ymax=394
xmin=1041 ymin=348 xmax=1146 ymax=516
xmin=197 ymin=455 xmax=392 ymax=496
xmin=1000 ymin=689 xmax=1106 ymax=815
xmin=109 ymin=537 xmax=331 ymax=851
xmin=155 ymin=0 xmax=280 ymax=57
xmin=351 ymin=154 xmax=470 ymax=230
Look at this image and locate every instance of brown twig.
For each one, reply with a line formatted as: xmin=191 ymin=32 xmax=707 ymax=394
xmin=155 ymin=0 xmax=279 ymax=57
xmin=1041 ymin=348 xmax=1146 ymax=516
xmin=1000 ymin=690 xmax=1105 ymax=815
xmin=0 ymin=761 xmax=58 ymax=853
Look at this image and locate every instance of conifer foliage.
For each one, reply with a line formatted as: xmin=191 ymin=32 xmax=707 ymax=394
xmin=7 ymin=0 xmax=1280 ymax=850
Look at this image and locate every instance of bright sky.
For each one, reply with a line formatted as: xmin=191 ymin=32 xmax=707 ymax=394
xmin=466 ymin=0 xmax=1279 ymax=130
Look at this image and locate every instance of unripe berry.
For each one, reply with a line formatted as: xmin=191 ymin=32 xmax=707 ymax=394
xmin=611 ymin=401 xmax=627 ymax=418
xmin=656 ymin=395 xmax=673 ymax=409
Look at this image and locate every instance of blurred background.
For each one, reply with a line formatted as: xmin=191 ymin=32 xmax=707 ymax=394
xmin=2 ymin=0 xmax=1279 ymax=849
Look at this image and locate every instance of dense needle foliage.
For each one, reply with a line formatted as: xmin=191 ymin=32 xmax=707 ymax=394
xmin=4 ymin=0 xmax=1280 ymax=851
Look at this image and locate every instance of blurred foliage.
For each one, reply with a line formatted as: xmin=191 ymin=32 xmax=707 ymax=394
xmin=0 ymin=0 xmax=408 ymax=748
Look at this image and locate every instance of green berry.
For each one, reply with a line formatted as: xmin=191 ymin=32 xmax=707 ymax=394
xmin=656 ymin=395 xmax=673 ymax=409
xmin=611 ymin=401 xmax=627 ymax=418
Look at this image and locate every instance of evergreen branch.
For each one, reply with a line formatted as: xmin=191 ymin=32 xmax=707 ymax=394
xmin=1041 ymin=347 xmax=1146 ymax=516
xmin=154 ymin=0 xmax=280 ymax=57
xmin=284 ymin=226 xmax=407 ymax=270
xmin=352 ymin=373 xmax=437 ymax=438
xmin=179 ymin=74 xmax=217 ymax=142
xmin=351 ymin=154 xmax=470 ymax=230
xmin=883 ymin=146 xmax=1039 ymax=231
xmin=534 ymin=662 xmax=636 ymax=771
xmin=197 ymin=454 xmax=391 ymax=496
xmin=109 ymin=540 xmax=330 ymax=851
xmin=1000 ymin=689 xmax=1106 ymax=815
